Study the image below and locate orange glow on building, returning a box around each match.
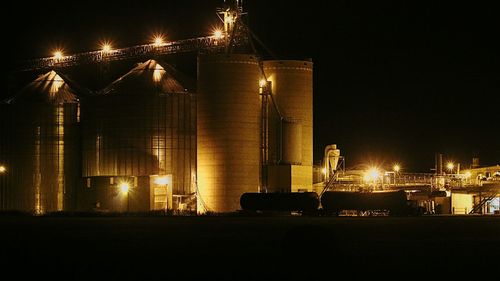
[153,63,165,83]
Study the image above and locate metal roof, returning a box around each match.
[7,70,82,105]
[99,59,195,96]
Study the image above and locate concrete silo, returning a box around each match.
[81,60,196,212]
[0,71,82,213]
[197,54,261,213]
[281,119,303,165]
[264,60,313,193]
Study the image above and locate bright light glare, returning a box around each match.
[119,182,130,194]
[155,176,170,185]
[53,50,63,59]
[321,168,327,176]
[464,171,472,178]
[0,166,6,173]
[101,43,112,53]
[364,167,381,182]
[393,164,400,173]
[369,168,380,179]
[259,79,267,88]
[447,162,454,171]
[153,35,165,47]
[213,29,223,39]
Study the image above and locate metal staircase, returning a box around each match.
[319,157,345,198]
[319,171,341,198]
[469,192,498,214]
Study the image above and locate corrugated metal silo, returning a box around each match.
[81,60,196,211]
[0,102,13,210]
[264,60,313,191]
[1,71,81,213]
[197,54,261,213]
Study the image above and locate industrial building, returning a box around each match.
[450,164,500,214]
[264,60,314,194]
[0,1,314,214]
[80,60,196,212]
[196,55,314,212]
[313,155,500,215]
[197,54,262,212]
[1,1,498,215]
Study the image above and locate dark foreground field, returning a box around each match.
[1,215,499,279]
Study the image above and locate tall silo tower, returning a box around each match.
[264,60,314,193]
[197,54,261,213]
[196,0,263,213]
[1,71,82,213]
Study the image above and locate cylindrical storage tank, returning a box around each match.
[240,192,319,212]
[264,60,312,167]
[321,191,408,214]
[281,119,302,165]
[264,60,313,190]
[197,54,261,213]
[1,71,81,213]
[321,191,361,213]
[81,60,196,198]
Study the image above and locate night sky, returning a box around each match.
[4,0,499,172]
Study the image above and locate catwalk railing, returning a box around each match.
[17,36,225,72]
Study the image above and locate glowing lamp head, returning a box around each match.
[155,176,170,185]
[53,50,63,59]
[213,29,224,39]
[369,168,380,179]
[119,182,130,194]
[0,166,6,173]
[101,43,112,53]
[259,79,267,88]
[447,162,454,171]
[153,35,165,47]
[393,164,400,173]
[364,167,381,182]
